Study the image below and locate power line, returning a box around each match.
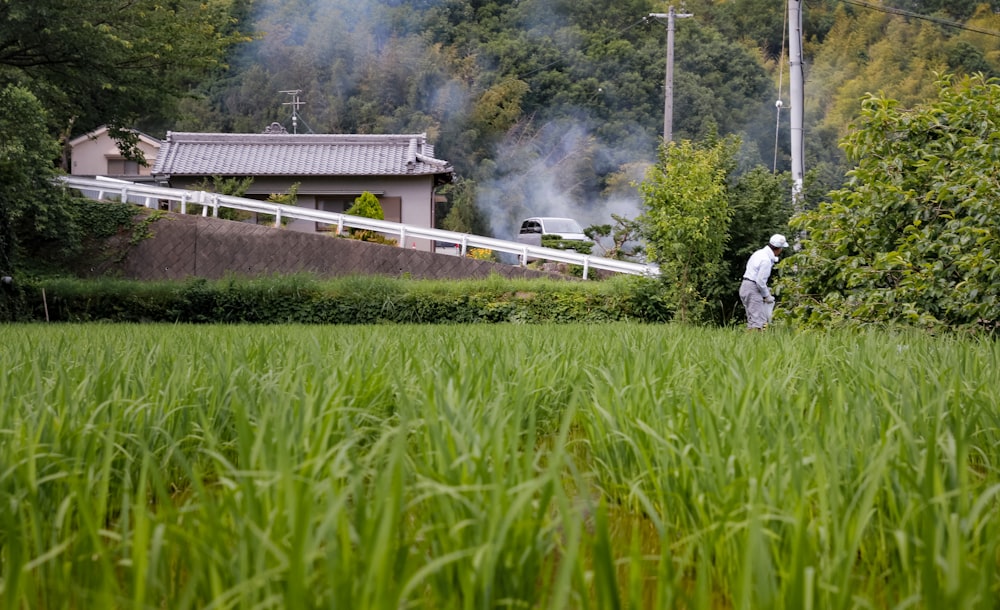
[834,0,1000,38]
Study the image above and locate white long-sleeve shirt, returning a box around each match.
[743,245,779,299]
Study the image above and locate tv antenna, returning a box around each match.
[280,89,306,134]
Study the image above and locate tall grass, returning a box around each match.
[0,324,998,608]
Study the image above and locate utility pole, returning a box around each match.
[650,7,693,144]
[788,0,805,211]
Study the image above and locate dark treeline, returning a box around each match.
[5,0,1000,239]
[157,0,1000,236]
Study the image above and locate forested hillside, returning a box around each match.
[5,0,1000,242]
[151,0,1000,239]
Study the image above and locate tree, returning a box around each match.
[1,0,250,277]
[0,85,75,273]
[440,178,489,236]
[671,22,773,149]
[585,214,643,261]
[471,80,530,135]
[639,136,738,322]
[803,2,1000,177]
[0,0,250,158]
[781,74,1000,332]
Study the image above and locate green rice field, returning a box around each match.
[1,323,998,609]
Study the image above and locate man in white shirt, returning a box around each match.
[740,234,789,329]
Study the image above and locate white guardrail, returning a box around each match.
[59,176,660,280]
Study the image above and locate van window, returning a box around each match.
[542,218,583,234]
[520,221,541,234]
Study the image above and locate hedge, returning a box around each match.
[3,274,674,324]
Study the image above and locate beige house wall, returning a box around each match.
[166,174,438,251]
[70,129,160,177]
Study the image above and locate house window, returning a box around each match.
[316,197,355,232]
[107,159,140,175]
[318,198,353,215]
[316,196,401,232]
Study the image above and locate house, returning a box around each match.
[151,126,455,250]
[68,126,162,180]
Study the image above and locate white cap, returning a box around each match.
[769,234,789,248]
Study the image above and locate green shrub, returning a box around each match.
[345,192,395,244]
[256,183,300,226]
[346,191,384,221]
[188,175,254,221]
[541,235,593,255]
[23,274,675,324]
[15,198,143,277]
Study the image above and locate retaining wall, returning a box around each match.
[116,212,568,281]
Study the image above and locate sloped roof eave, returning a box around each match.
[68,125,162,148]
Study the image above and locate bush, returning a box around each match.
[344,191,393,244]
[21,274,675,324]
[346,191,384,221]
[781,74,1000,333]
[541,235,593,255]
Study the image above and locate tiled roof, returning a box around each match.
[152,132,453,177]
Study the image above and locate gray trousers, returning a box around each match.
[739,280,768,329]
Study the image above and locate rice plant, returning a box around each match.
[0,323,997,609]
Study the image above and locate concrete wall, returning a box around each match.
[117,211,566,282]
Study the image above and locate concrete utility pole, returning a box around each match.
[788,0,805,211]
[650,7,693,144]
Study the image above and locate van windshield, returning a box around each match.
[543,219,584,234]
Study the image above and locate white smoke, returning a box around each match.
[477,116,654,241]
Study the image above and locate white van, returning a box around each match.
[516,217,590,247]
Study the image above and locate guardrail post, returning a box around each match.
[180,193,187,215]
[582,257,590,280]
[337,215,344,235]
[212,194,219,218]
[120,187,128,204]
[520,247,528,267]
[461,236,468,256]
[274,208,282,228]
[399,226,406,248]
